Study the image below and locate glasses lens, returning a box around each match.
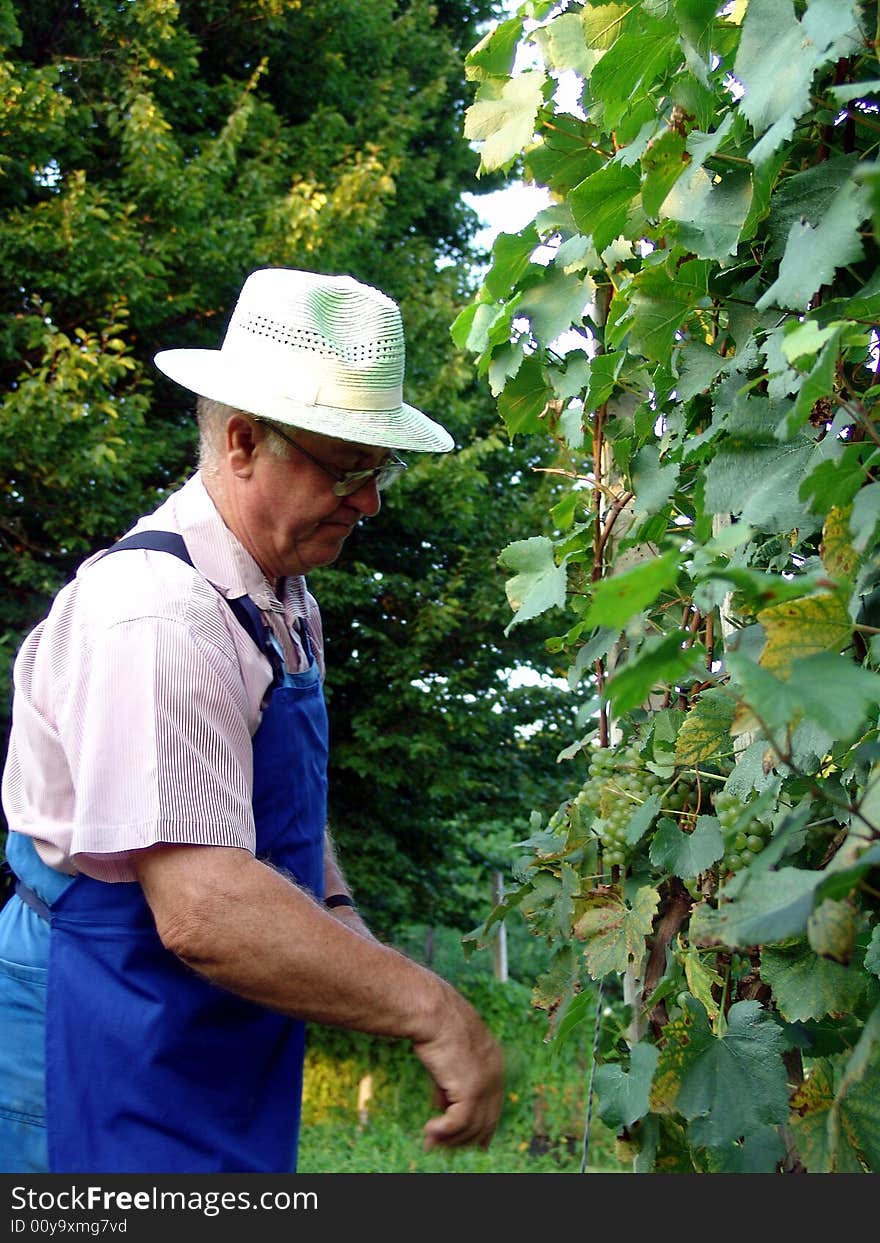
[376,460,406,491]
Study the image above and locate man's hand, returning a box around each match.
[411,990,504,1151]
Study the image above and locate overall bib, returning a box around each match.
[0,532,327,1173]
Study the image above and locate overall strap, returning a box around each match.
[104,531,284,684]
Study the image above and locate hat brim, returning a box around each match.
[154,348,454,453]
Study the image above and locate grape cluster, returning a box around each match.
[713,790,772,873]
[546,742,695,871]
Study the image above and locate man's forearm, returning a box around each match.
[136,843,446,1039]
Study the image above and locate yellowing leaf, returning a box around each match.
[674,688,736,765]
[820,505,859,581]
[574,884,659,978]
[758,592,853,675]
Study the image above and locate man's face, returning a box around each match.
[237,423,388,580]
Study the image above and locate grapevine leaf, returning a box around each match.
[851,482,880,553]
[496,354,550,436]
[517,269,592,346]
[498,535,568,633]
[784,655,880,739]
[734,0,862,165]
[788,1061,846,1174]
[624,794,662,848]
[482,225,541,300]
[464,70,547,174]
[626,258,711,363]
[697,866,821,947]
[464,15,523,81]
[674,688,736,765]
[605,631,706,716]
[651,997,789,1145]
[593,1041,659,1128]
[865,927,880,980]
[650,814,724,879]
[575,885,660,978]
[678,937,723,1024]
[807,898,856,965]
[586,548,680,628]
[828,1003,880,1172]
[589,23,680,134]
[703,427,822,532]
[569,162,641,252]
[757,592,854,675]
[581,2,635,49]
[532,11,603,78]
[631,444,680,517]
[756,174,870,311]
[760,939,868,1022]
[641,129,689,219]
[698,1128,785,1174]
[820,505,860,581]
[662,166,753,261]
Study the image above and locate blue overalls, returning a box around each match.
[0,532,327,1172]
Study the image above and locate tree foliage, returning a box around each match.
[0,0,575,930]
[460,0,880,1173]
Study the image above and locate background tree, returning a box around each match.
[460,0,880,1173]
[0,0,573,931]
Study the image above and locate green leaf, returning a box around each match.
[465,15,524,81]
[586,548,680,628]
[757,174,870,311]
[785,654,880,739]
[594,1041,659,1128]
[569,162,641,252]
[630,443,680,517]
[760,939,867,1022]
[483,225,541,301]
[654,998,789,1145]
[464,70,547,174]
[828,1003,880,1172]
[581,2,635,49]
[650,814,724,878]
[624,794,663,847]
[662,166,753,261]
[517,269,592,345]
[627,258,711,362]
[734,0,862,165]
[606,631,705,716]
[496,354,550,436]
[498,535,568,634]
[701,866,821,947]
[575,885,660,978]
[703,422,822,532]
[674,689,736,765]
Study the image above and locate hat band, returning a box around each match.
[277,376,405,412]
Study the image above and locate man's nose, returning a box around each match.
[346,477,382,517]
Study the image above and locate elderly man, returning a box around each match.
[0,268,503,1173]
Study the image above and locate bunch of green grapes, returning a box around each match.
[714,789,772,873]
[548,743,696,871]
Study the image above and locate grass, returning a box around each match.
[297,1115,618,1175]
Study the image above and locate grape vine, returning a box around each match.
[460,0,880,1174]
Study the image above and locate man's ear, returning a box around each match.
[226,414,260,477]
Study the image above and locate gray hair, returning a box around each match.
[195,397,291,474]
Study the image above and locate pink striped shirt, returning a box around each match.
[1,473,324,883]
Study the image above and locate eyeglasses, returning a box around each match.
[262,423,408,496]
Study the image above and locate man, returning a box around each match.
[0,268,504,1174]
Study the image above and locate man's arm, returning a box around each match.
[133,843,503,1151]
[322,826,375,940]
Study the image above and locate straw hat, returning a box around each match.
[154,268,454,453]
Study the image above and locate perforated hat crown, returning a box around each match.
[154,268,453,453]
